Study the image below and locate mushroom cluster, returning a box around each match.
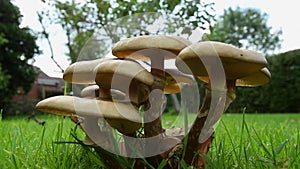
[35,36,270,168]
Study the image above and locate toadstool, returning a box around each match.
[93,59,153,106]
[112,35,192,138]
[175,41,270,167]
[35,95,142,134]
[63,58,114,84]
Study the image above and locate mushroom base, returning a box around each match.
[184,81,236,168]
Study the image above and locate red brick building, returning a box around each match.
[12,68,65,101]
[3,68,65,116]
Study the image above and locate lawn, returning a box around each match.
[0,113,299,168]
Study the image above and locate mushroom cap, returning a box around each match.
[198,67,271,87]
[63,58,114,84]
[81,85,127,101]
[112,35,192,61]
[94,59,153,105]
[175,41,268,80]
[83,135,95,145]
[164,68,194,94]
[81,85,100,98]
[236,67,271,86]
[35,95,142,134]
[94,59,154,88]
[165,127,185,140]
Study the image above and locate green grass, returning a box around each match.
[1,113,299,168]
[210,114,299,169]
[0,114,104,168]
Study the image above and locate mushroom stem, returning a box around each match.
[93,146,125,169]
[80,117,124,168]
[185,80,236,167]
[143,56,166,167]
[184,86,211,167]
[99,88,112,101]
[123,132,136,157]
[144,56,165,137]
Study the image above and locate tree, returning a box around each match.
[208,7,282,54]
[267,50,300,112]
[0,0,40,107]
[0,64,10,90]
[39,0,215,64]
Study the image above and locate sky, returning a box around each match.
[12,0,300,78]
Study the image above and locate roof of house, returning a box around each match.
[36,68,65,88]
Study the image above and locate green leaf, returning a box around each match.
[275,139,289,154]
[157,159,167,169]
[180,159,188,168]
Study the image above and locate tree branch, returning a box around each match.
[37,12,65,73]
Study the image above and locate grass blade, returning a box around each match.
[252,126,272,157]
[220,119,241,167]
[275,139,289,154]
[157,159,167,169]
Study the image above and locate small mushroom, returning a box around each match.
[81,85,100,98]
[81,85,127,101]
[63,58,114,84]
[165,127,185,140]
[112,35,192,138]
[35,95,142,134]
[175,41,270,167]
[93,59,153,106]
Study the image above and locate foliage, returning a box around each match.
[228,49,300,113]
[0,64,11,90]
[208,7,282,54]
[39,0,215,63]
[266,50,300,112]
[4,100,38,117]
[0,0,40,107]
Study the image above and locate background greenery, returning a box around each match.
[228,49,300,113]
[0,0,40,107]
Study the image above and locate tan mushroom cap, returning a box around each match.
[198,67,271,87]
[81,85,126,101]
[63,58,114,84]
[164,69,194,94]
[236,67,271,86]
[165,127,185,140]
[94,59,153,105]
[35,95,142,134]
[94,59,154,87]
[81,85,100,98]
[112,35,192,61]
[175,41,268,80]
